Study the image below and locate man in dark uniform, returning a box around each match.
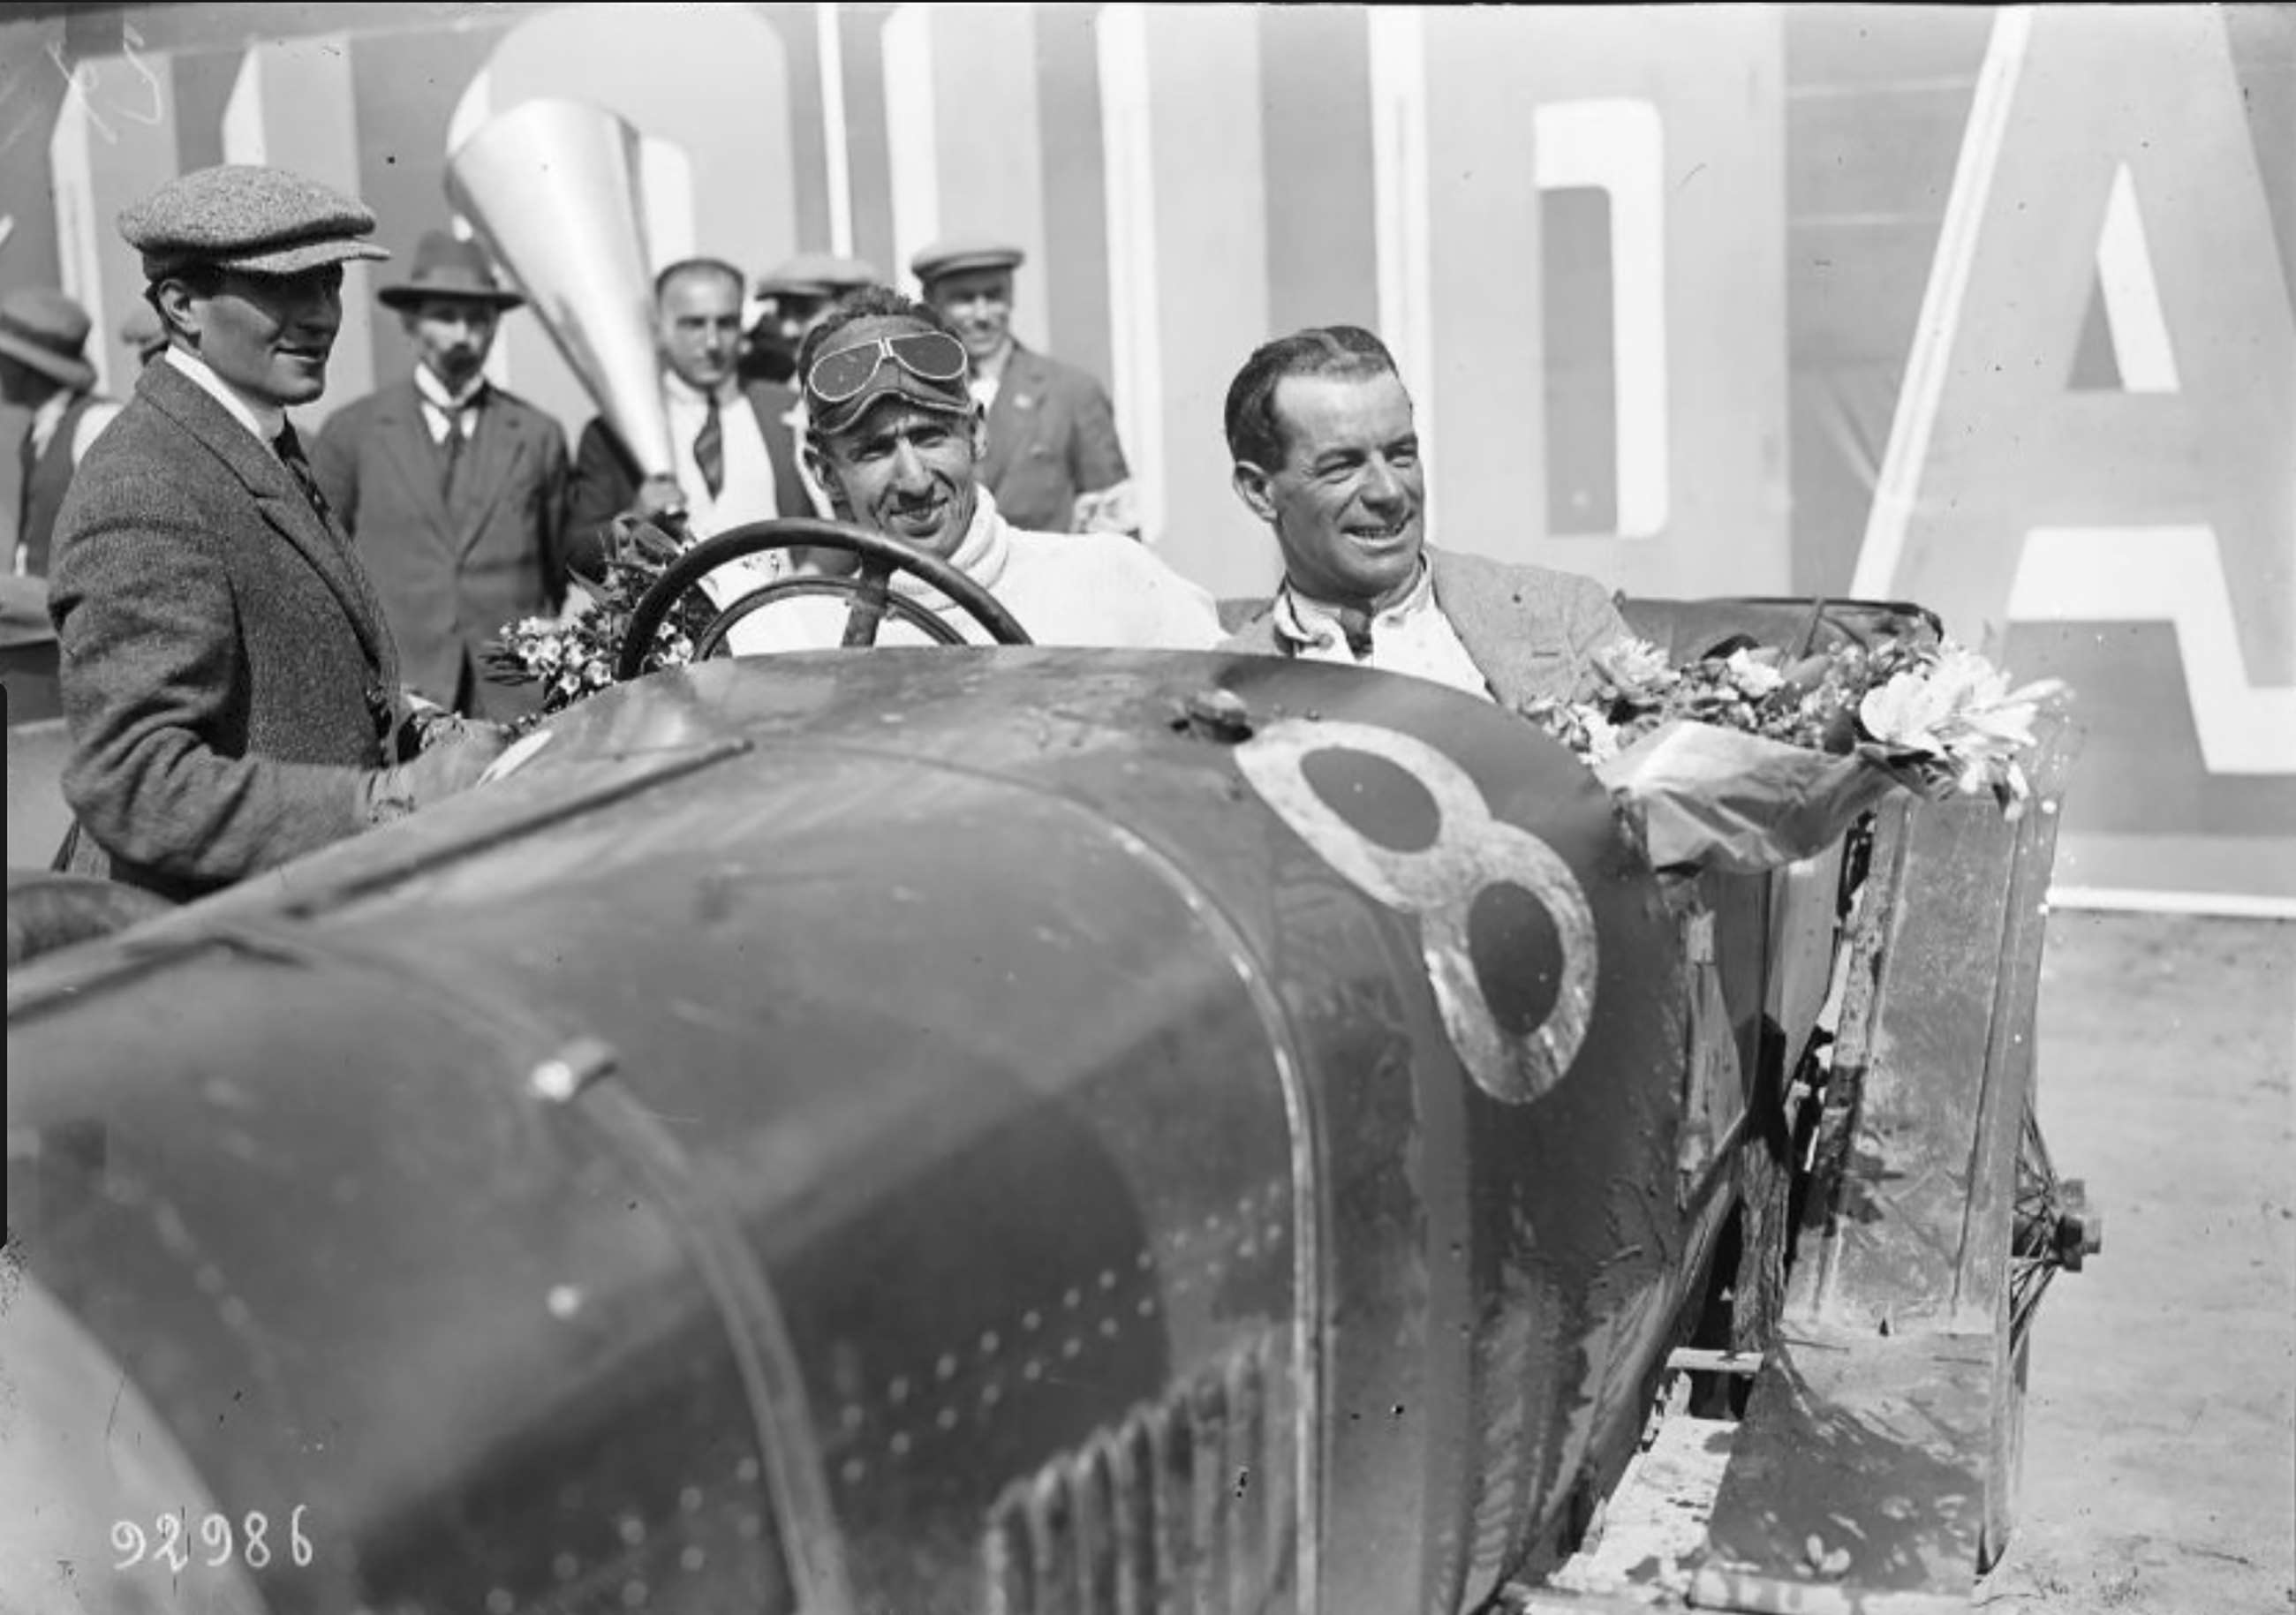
[0,288,121,577]
[313,230,570,721]
[910,238,1137,538]
[46,164,507,901]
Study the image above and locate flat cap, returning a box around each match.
[758,253,881,299]
[119,164,391,280]
[910,237,1023,288]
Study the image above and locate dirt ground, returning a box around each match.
[1973,910,2296,1615]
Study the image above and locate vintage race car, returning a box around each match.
[2,531,2095,1615]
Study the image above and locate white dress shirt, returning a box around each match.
[664,373,781,541]
[29,389,124,465]
[1273,561,1494,701]
[663,373,789,613]
[162,346,283,447]
[967,340,1014,414]
[412,363,486,447]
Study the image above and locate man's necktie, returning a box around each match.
[694,394,725,500]
[1337,606,1376,660]
[273,422,334,527]
[436,397,474,497]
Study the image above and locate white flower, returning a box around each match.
[1858,668,1951,754]
[1581,708,1623,764]
[1724,648,1785,698]
[1592,636,1679,700]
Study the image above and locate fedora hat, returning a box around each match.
[376,230,525,311]
[0,289,98,391]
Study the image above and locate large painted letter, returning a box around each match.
[1854,8,2295,907]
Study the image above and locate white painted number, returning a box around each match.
[1235,719,1598,1103]
[153,1510,188,1572]
[109,1508,314,1572]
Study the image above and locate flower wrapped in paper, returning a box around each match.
[1522,625,2069,874]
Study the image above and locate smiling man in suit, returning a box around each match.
[47,167,508,901]
[911,238,1137,539]
[1220,325,1628,706]
[313,230,570,721]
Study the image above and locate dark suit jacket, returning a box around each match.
[313,377,570,719]
[563,381,803,580]
[45,358,404,901]
[1221,547,1630,707]
[980,343,1129,534]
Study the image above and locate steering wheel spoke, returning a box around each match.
[612,517,1031,681]
[841,557,900,648]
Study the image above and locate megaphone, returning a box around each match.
[444,99,676,478]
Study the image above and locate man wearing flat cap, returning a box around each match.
[313,229,570,721]
[44,163,508,902]
[1,288,123,577]
[740,251,880,389]
[714,286,1219,655]
[911,237,1137,540]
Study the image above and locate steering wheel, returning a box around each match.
[613,516,1033,681]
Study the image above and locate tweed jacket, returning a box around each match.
[45,358,404,901]
[313,377,570,717]
[979,343,1129,535]
[1221,546,1630,708]
[564,381,803,580]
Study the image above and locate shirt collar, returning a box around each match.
[663,369,740,408]
[971,339,1016,387]
[1273,559,1434,653]
[30,389,72,437]
[413,364,487,411]
[163,346,283,445]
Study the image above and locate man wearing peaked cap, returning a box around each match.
[313,229,570,722]
[0,287,122,577]
[910,235,1138,540]
[43,164,508,902]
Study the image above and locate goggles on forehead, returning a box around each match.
[804,329,970,408]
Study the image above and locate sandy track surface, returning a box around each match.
[1975,911,2295,1615]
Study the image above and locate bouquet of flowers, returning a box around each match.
[1520,628,2069,874]
[484,519,706,723]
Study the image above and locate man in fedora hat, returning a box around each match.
[45,164,509,902]
[910,237,1136,540]
[1,287,123,577]
[313,228,570,721]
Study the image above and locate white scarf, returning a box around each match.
[883,487,1014,616]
